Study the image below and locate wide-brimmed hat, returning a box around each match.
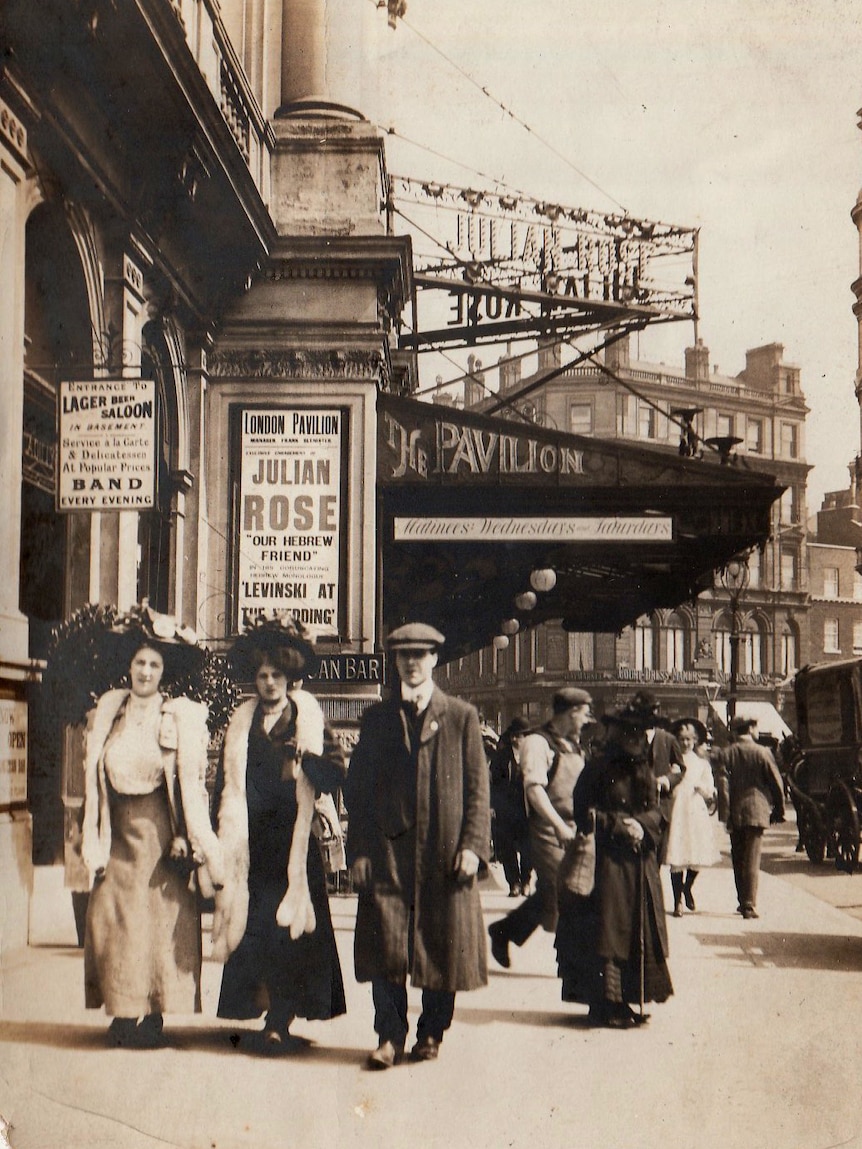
[601,701,655,733]
[386,623,445,653]
[227,614,317,680]
[671,716,708,745]
[107,602,204,682]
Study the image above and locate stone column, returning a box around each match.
[0,92,32,666]
[278,0,365,119]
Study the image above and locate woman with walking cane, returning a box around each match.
[555,700,672,1028]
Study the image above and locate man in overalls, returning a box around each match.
[488,688,594,969]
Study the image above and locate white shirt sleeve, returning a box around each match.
[520,733,555,791]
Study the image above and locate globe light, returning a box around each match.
[500,618,520,636]
[530,568,557,593]
[515,591,537,611]
[492,635,509,651]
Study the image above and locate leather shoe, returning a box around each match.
[410,1035,440,1062]
[367,1040,403,1070]
[488,926,511,969]
[741,907,759,920]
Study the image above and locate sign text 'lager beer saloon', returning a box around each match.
[57,378,156,511]
[235,407,345,637]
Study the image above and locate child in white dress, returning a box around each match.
[665,719,720,916]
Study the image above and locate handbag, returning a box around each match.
[558,829,596,897]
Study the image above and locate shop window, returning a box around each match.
[568,631,594,671]
[824,618,840,654]
[545,624,568,672]
[823,567,839,600]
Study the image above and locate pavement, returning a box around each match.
[3,822,862,1149]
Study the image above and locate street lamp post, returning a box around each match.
[721,555,751,726]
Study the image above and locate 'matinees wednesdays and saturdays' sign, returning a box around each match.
[57,378,157,511]
[237,407,344,636]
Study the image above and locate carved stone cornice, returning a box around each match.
[208,347,384,381]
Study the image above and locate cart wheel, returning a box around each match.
[827,781,860,874]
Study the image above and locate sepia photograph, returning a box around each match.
[2,1,862,1145]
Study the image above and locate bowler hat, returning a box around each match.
[386,623,445,652]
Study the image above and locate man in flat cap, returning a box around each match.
[344,623,490,1069]
[714,716,785,919]
[488,687,594,969]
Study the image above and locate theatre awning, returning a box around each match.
[377,394,784,661]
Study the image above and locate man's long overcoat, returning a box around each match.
[344,687,490,992]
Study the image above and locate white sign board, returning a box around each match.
[393,515,674,542]
[0,699,28,809]
[237,408,344,637]
[58,378,156,510]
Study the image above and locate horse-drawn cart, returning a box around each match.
[789,658,862,872]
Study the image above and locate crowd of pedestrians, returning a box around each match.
[64,603,788,1063]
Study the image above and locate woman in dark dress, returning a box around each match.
[212,618,347,1049]
[555,703,673,1028]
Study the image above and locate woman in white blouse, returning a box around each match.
[81,620,220,1047]
[664,718,720,916]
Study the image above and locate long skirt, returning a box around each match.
[556,883,673,1007]
[217,839,346,1023]
[84,786,202,1016]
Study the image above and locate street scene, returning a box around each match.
[5,1,862,1147]
[3,819,862,1149]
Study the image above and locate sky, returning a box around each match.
[361,0,862,513]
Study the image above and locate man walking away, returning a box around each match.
[715,716,785,919]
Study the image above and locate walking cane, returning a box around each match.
[637,846,650,1025]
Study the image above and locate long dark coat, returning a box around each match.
[573,750,669,964]
[344,687,490,992]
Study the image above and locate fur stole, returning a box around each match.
[211,689,324,964]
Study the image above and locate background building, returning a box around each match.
[448,335,809,734]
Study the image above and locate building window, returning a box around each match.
[823,567,839,599]
[635,616,655,670]
[779,487,798,524]
[746,418,763,454]
[780,422,798,459]
[781,629,798,675]
[854,571,862,602]
[747,549,761,589]
[617,394,635,436]
[854,623,862,655]
[714,615,732,674]
[664,613,686,670]
[740,623,764,675]
[716,413,734,438]
[568,631,595,671]
[638,402,657,440]
[780,552,797,590]
[824,618,840,654]
[569,404,592,435]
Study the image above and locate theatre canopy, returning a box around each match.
[378,395,783,661]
